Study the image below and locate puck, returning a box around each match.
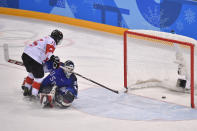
[162,96,166,99]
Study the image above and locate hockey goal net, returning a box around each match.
[124,30,196,108]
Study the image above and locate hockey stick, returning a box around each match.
[74,72,119,94]
[3,44,24,66]
[3,44,119,94]
[60,65,119,94]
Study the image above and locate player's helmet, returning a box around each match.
[63,60,74,76]
[50,29,63,45]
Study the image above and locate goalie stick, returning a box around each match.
[3,44,119,94]
[74,72,119,94]
[61,65,119,94]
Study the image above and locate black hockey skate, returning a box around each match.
[23,86,32,96]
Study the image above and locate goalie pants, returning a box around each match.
[22,53,44,78]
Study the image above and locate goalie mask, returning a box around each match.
[63,60,74,77]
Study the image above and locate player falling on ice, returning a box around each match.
[39,60,78,108]
[21,29,63,97]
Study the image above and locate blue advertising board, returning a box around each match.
[0,0,197,39]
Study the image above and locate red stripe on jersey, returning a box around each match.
[25,76,34,85]
[32,81,41,90]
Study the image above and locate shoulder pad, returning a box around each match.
[70,73,77,80]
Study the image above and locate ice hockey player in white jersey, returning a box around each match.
[21,29,63,97]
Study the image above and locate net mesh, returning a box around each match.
[124,30,197,107]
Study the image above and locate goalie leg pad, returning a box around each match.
[40,94,54,108]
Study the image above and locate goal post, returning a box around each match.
[123,30,195,108]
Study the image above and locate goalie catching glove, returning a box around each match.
[55,88,75,107]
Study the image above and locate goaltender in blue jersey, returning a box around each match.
[40,59,78,108]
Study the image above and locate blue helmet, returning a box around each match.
[63,60,74,76]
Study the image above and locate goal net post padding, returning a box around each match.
[124,30,196,108]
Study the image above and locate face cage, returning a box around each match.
[60,66,74,77]
[65,66,74,73]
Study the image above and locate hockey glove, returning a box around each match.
[50,55,60,69]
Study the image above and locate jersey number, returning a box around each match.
[46,44,55,54]
[50,71,56,85]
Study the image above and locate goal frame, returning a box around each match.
[123,30,195,108]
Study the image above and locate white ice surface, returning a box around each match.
[0,14,197,131]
